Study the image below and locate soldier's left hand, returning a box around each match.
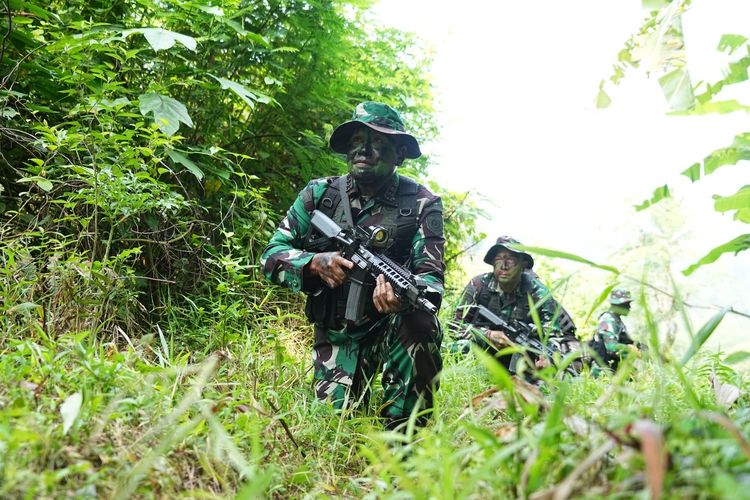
[373,274,401,314]
[535,357,549,369]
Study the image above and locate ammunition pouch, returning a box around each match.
[304,281,379,329]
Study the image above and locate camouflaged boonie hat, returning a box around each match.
[483,236,534,269]
[329,101,421,159]
[609,288,632,305]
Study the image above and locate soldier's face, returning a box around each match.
[493,250,524,285]
[613,303,631,316]
[346,128,403,182]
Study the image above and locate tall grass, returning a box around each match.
[2,241,749,498]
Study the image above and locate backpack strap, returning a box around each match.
[302,176,343,251]
[389,175,419,263]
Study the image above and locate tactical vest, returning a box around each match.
[474,273,577,336]
[302,175,420,328]
[475,277,531,323]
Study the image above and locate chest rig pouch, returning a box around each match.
[301,175,419,329]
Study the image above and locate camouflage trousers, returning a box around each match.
[312,309,442,424]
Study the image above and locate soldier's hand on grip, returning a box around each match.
[373,274,401,314]
[309,251,353,288]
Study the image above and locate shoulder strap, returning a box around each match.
[390,175,419,262]
[302,177,342,251]
[316,176,344,219]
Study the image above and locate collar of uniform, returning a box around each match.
[347,172,400,207]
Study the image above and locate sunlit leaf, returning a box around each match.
[197,5,224,16]
[672,99,750,116]
[596,89,611,109]
[60,392,83,435]
[17,176,53,192]
[718,34,749,54]
[1,108,18,118]
[681,162,701,182]
[724,351,750,365]
[683,234,750,275]
[635,184,670,211]
[167,150,204,181]
[680,307,729,365]
[713,186,750,223]
[659,69,695,111]
[702,134,750,176]
[209,75,261,108]
[515,245,620,274]
[138,93,193,136]
[122,28,197,52]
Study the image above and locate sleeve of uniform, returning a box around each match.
[410,192,446,304]
[596,314,627,354]
[260,181,326,293]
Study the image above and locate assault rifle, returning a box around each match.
[459,304,578,376]
[309,210,439,322]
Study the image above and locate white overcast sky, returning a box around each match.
[371,0,750,348]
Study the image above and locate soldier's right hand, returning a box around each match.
[486,329,511,347]
[309,251,353,288]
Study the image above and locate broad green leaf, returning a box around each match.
[718,34,749,54]
[659,69,695,112]
[635,184,670,211]
[138,93,193,136]
[724,351,750,365]
[197,5,224,16]
[167,150,204,181]
[122,28,197,52]
[683,234,750,275]
[680,307,729,366]
[1,108,18,118]
[17,176,53,192]
[596,89,611,109]
[704,147,750,176]
[713,186,750,222]
[682,162,701,182]
[515,245,620,274]
[672,100,750,116]
[209,75,273,107]
[209,75,259,108]
[61,392,83,435]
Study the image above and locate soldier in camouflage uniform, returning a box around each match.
[449,237,578,373]
[261,102,445,430]
[589,288,637,373]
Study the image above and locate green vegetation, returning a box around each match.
[2,0,749,498]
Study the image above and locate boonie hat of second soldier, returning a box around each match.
[483,236,534,269]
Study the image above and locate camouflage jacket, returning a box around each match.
[595,311,633,354]
[452,271,575,344]
[261,172,445,301]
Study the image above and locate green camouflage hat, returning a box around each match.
[609,288,632,305]
[329,101,421,159]
[483,236,534,269]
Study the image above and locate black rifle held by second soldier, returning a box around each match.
[461,304,578,376]
[309,209,439,322]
